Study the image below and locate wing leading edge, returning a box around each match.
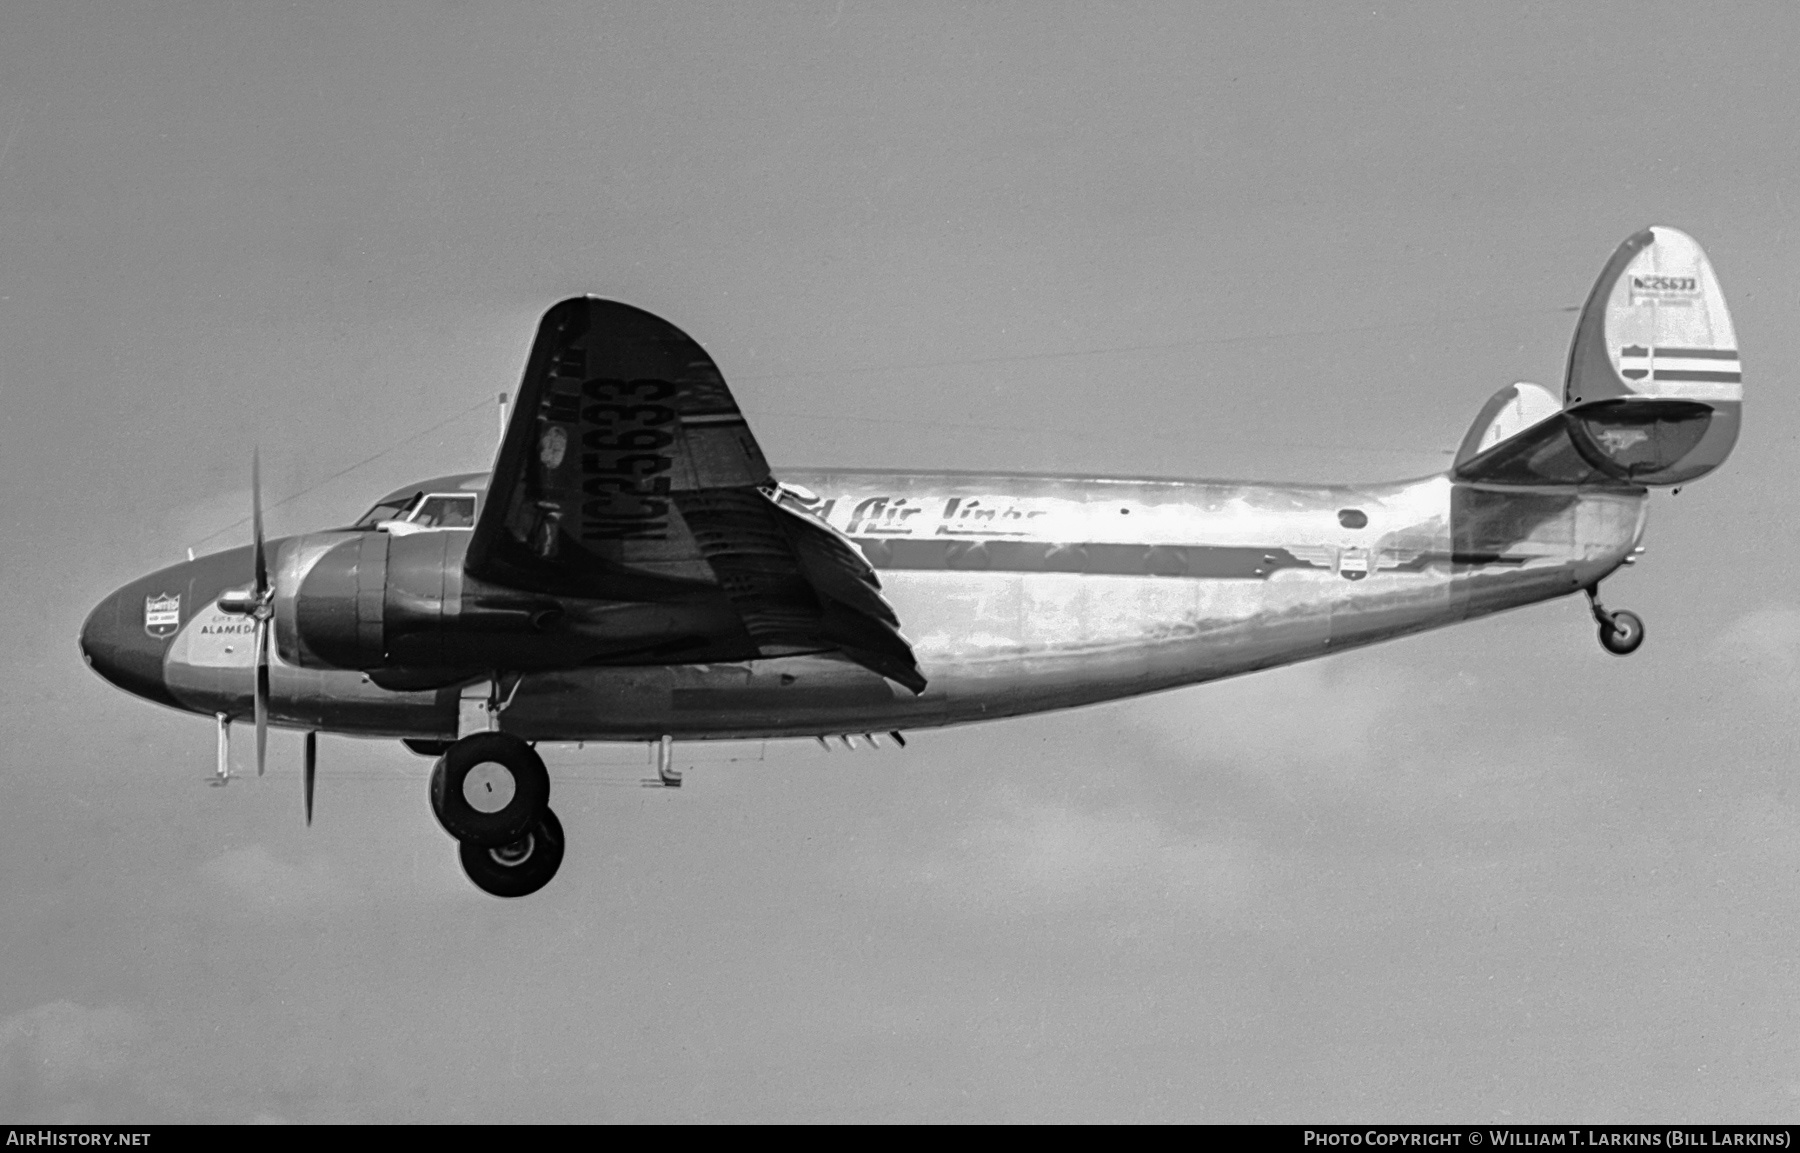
[467,297,925,693]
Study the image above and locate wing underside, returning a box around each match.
[466,298,925,693]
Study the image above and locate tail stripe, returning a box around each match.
[1652,370,1740,383]
[1616,343,1741,391]
[1655,347,1738,360]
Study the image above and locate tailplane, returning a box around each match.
[1454,226,1741,487]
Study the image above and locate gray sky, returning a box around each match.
[4,0,1799,1123]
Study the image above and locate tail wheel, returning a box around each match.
[429,732,550,848]
[1599,610,1645,656]
[460,809,565,898]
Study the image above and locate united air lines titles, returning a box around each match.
[787,493,1051,538]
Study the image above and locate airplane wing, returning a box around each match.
[466,297,926,693]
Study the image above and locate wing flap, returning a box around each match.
[768,500,924,692]
[674,488,924,693]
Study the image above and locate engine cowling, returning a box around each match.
[279,531,563,673]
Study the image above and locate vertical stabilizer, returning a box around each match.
[1561,226,1741,485]
[1452,382,1562,471]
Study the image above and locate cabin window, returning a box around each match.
[410,494,478,528]
[1337,508,1368,529]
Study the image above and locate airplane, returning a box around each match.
[79,225,1743,898]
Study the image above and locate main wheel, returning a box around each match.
[429,732,550,848]
[460,809,565,899]
[1599,609,1645,656]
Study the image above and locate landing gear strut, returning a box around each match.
[1586,586,1645,656]
[429,731,563,897]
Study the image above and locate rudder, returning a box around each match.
[1454,226,1742,488]
[1561,225,1741,485]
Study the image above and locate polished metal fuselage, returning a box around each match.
[134,469,1646,741]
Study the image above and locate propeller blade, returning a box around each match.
[303,731,317,826]
[251,448,269,599]
[253,618,270,778]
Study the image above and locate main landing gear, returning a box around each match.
[429,731,563,898]
[459,809,565,899]
[1586,586,1645,657]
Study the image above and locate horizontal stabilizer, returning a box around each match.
[1451,405,1628,488]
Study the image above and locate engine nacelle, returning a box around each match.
[279,531,561,673]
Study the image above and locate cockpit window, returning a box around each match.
[354,497,415,528]
[349,491,478,531]
[410,494,477,528]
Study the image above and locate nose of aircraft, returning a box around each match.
[80,581,183,709]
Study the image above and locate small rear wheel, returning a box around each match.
[429,732,550,847]
[459,809,565,898]
[1599,609,1645,656]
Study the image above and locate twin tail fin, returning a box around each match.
[1454,226,1741,487]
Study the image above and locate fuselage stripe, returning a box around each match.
[850,537,1487,578]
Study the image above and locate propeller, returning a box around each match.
[251,449,269,778]
[217,450,275,780]
[217,453,318,822]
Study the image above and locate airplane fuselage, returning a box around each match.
[69,227,1736,897]
[83,468,1647,742]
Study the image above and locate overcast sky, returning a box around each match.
[4,1,1800,1123]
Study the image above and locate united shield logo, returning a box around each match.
[144,593,181,639]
